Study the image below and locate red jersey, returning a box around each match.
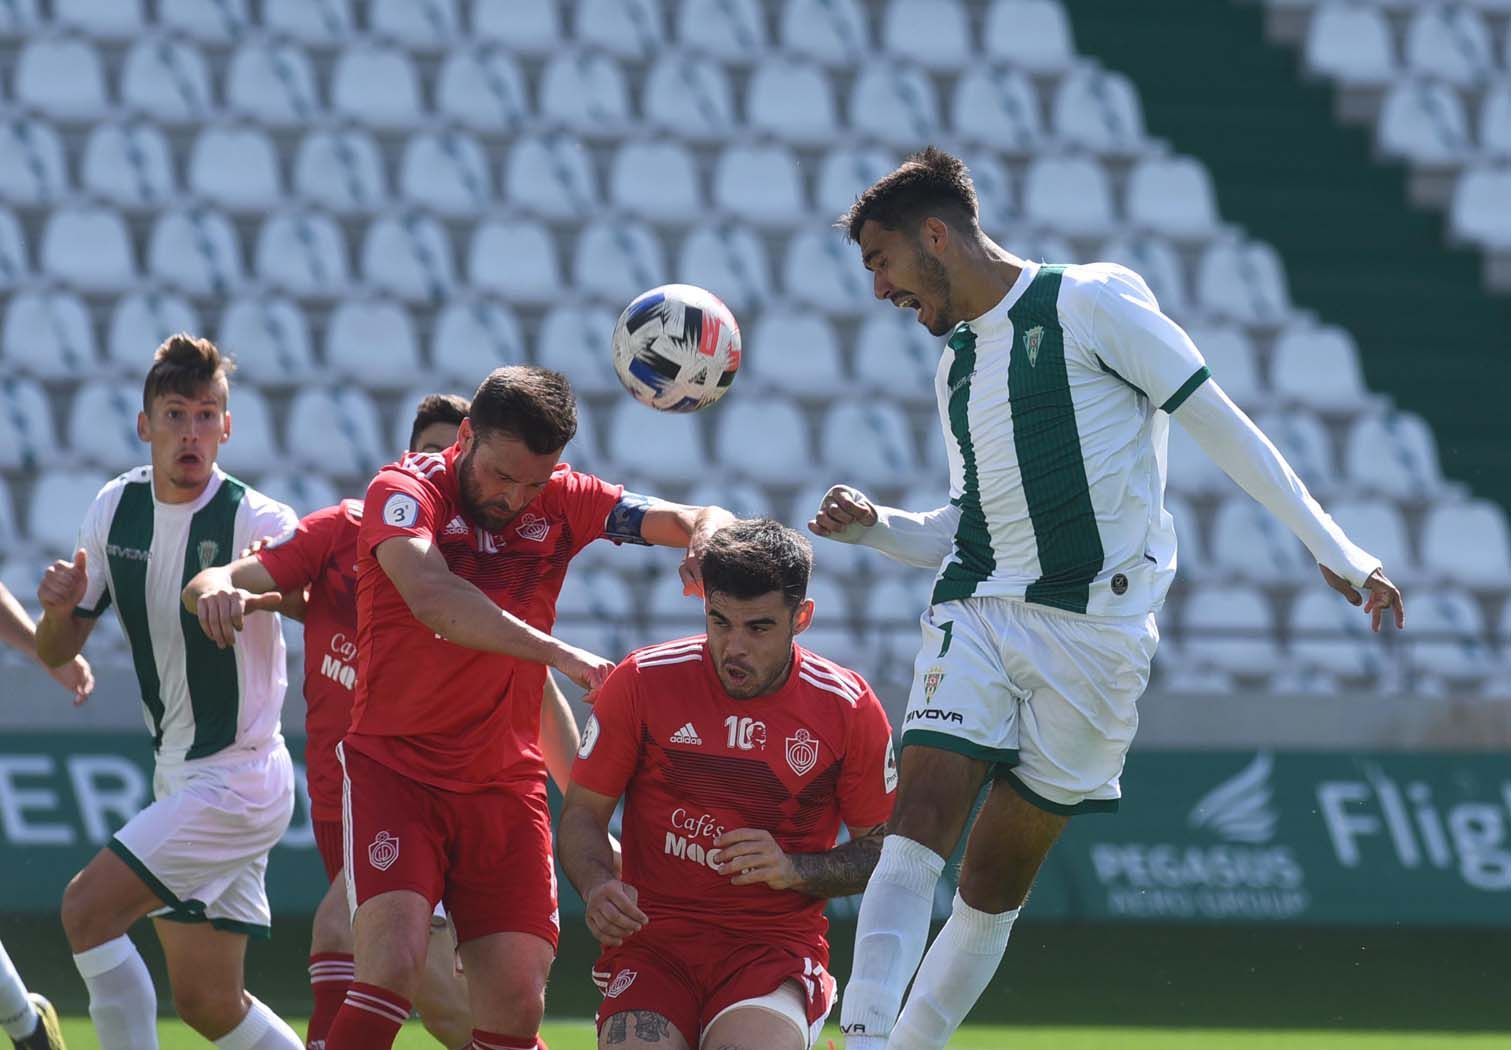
[572,636,897,954]
[256,499,362,822]
[347,445,623,792]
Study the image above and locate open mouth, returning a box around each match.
[723,664,751,685]
[176,452,202,467]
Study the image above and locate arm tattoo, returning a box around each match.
[789,824,886,898]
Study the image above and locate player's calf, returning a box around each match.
[414,925,471,1049]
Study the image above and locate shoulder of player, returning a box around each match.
[228,475,297,528]
[624,636,707,678]
[82,466,149,530]
[794,649,871,709]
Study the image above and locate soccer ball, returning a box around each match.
[611,284,742,413]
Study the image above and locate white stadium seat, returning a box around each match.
[817,147,898,220]
[784,229,872,314]
[371,0,459,50]
[1098,235,1192,319]
[41,206,136,293]
[256,211,351,298]
[1304,3,1395,86]
[147,207,245,297]
[1403,7,1494,88]
[3,290,96,380]
[332,43,422,128]
[0,116,67,204]
[882,0,969,70]
[539,52,632,136]
[743,311,845,397]
[263,0,353,45]
[712,395,811,484]
[1343,412,1445,500]
[536,304,622,396]
[106,289,202,374]
[121,37,213,124]
[1209,496,1312,583]
[1421,500,1511,585]
[1018,230,1077,266]
[15,37,107,119]
[1182,323,1260,408]
[159,0,250,41]
[675,0,768,63]
[713,144,806,226]
[188,126,282,212]
[325,300,420,390]
[216,387,280,477]
[363,213,458,303]
[467,220,562,304]
[747,60,838,147]
[1196,237,1292,324]
[984,0,1075,73]
[0,479,23,557]
[1181,587,1279,677]
[1052,66,1147,155]
[850,65,942,150]
[575,0,664,59]
[852,310,942,404]
[684,479,774,520]
[1289,589,1387,680]
[256,472,342,520]
[227,39,321,127]
[1449,167,1511,250]
[676,224,774,313]
[1407,590,1496,681]
[68,382,143,473]
[399,130,492,216]
[952,66,1046,153]
[1269,325,1369,412]
[0,378,57,471]
[1481,83,1511,159]
[573,220,669,302]
[611,142,703,221]
[821,401,918,486]
[557,570,636,628]
[0,0,39,36]
[1162,492,1211,580]
[563,402,601,475]
[437,48,531,132]
[82,122,176,208]
[218,297,317,386]
[1165,417,1230,495]
[432,300,528,385]
[286,388,385,477]
[1252,410,1338,495]
[1377,81,1473,165]
[0,208,24,288]
[963,152,1019,232]
[646,575,705,635]
[27,473,109,556]
[504,135,600,219]
[54,0,142,38]
[606,402,705,483]
[1023,156,1116,238]
[781,0,869,67]
[294,129,387,214]
[1327,498,1418,583]
[1125,156,1220,240]
[644,55,737,142]
[472,0,561,53]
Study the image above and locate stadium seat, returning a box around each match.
[563,400,601,474]
[371,0,459,50]
[610,142,703,221]
[1165,417,1231,495]
[743,311,844,397]
[67,382,143,473]
[852,310,942,404]
[285,388,385,478]
[644,55,737,142]
[780,0,869,67]
[1343,411,1445,501]
[713,145,805,227]
[1407,590,1496,681]
[820,401,918,486]
[106,289,202,374]
[436,47,531,132]
[805,573,855,624]
[573,220,670,303]
[54,0,141,39]
[158,0,250,41]
[1377,81,1473,165]
[817,147,898,221]
[216,388,280,477]
[1052,66,1147,156]
[850,65,942,150]
[557,570,636,627]
[1482,82,1511,159]
[1327,498,1417,583]
[963,152,1019,232]
[188,126,282,212]
[3,290,97,381]
[0,378,56,473]
[1422,500,1511,586]
[575,0,664,58]
[539,51,632,136]
[0,116,67,204]
[1403,6,1494,88]
[1269,325,1369,412]
[684,479,774,520]
[472,0,560,53]
[1449,167,1511,249]
[1303,3,1395,85]
[27,472,109,555]
[1209,496,1313,583]
[121,37,213,124]
[263,0,353,45]
[1162,492,1211,580]
[1252,410,1339,495]
[147,207,245,298]
[1180,587,1279,677]
[1023,156,1116,238]
[1018,230,1077,266]
[325,300,420,390]
[536,304,621,396]
[255,211,352,298]
[747,60,839,147]
[218,297,316,387]
[676,224,774,313]
[399,130,492,216]
[0,208,23,289]
[332,43,422,128]
[646,574,706,635]
[293,128,387,213]
[467,219,561,304]
[712,395,811,484]
[431,300,528,385]
[1125,156,1221,240]
[784,229,872,314]
[951,66,1047,153]
[606,402,705,483]
[227,39,321,127]
[674,0,767,64]
[1195,238,1292,324]
[984,0,1075,73]
[0,0,39,36]
[15,37,107,119]
[504,135,599,220]
[881,0,969,70]
[1182,323,1260,408]
[1099,235,1192,320]
[362,213,458,303]
[0,479,22,556]
[867,573,932,631]
[81,122,176,208]
[40,206,136,293]
[1288,589,1387,680]
[247,471,340,519]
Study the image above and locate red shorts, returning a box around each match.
[313,817,344,882]
[592,918,834,1046]
[339,743,559,948]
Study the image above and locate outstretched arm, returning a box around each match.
[1,581,94,703]
[182,556,306,648]
[808,484,960,570]
[635,500,736,597]
[713,823,887,899]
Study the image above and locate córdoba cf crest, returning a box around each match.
[1024,325,1044,367]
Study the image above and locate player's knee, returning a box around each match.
[171,981,248,1038]
[957,863,1029,914]
[890,789,966,856]
[60,872,111,950]
[310,885,354,953]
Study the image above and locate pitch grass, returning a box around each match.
[55,1019,1509,1048]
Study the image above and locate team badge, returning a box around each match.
[383,492,419,527]
[1024,325,1044,367]
[606,970,637,998]
[368,830,400,872]
[578,713,600,759]
[785,728,819,777]
[516,512,551,543]
[196,540,219,570]
[922,665,946,703]
[884,743,899,793]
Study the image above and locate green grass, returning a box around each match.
[54,1019,1510,1049]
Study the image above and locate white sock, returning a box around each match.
[0,941,39,1040]
[214,996,304,1050]
[839,835,946,1048]
[73,935,159,1050]
[888,891,1019,1050]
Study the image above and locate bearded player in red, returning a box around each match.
[560,519,897,1050]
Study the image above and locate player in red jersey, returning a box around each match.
[560,519,897,1050]
[321,366,732,1050]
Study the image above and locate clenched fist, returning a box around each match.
[38,549,89,618]
[808,485,879,539]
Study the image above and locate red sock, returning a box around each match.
[306,952,355,1049]
[468,1030,537,1050]
[323,981,411,1050]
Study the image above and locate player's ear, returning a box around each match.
[136,410,150,443]
[221,408,232,444]
[793,598,815,635]
[457,416,474,453]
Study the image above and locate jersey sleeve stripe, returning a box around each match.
[797,669,858,706]
[637,638,705,658]
[636,653,705,669]
[800,660,864,699]
[1160,364,1212,414]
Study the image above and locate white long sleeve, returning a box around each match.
[822,501,962,570]
[1174,380,1380,587]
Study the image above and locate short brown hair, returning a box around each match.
[700,519,813,610]
[838,146,979,243]
[408,393,470,452]
[141,334,233,413]
[470,365,577,454]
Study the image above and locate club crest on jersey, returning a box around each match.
[368,830,400,871]
[785,728,819,777]
[606,970,637,998]
[516,512,551,543]
[922,666,946,703]
[196,540,219,570]
[1024,325,1045,367]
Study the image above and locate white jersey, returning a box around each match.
[76,465,298,768]
[930,260,1210,618]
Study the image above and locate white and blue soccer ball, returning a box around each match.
[611,284,742,413]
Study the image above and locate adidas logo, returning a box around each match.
[443,516,468,537]
[669,722,702,746]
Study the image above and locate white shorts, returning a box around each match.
[110,739,295,938]
[902,597,1158,813]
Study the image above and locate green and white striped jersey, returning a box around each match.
[75,465,298,767]
[931,261,1210,617]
